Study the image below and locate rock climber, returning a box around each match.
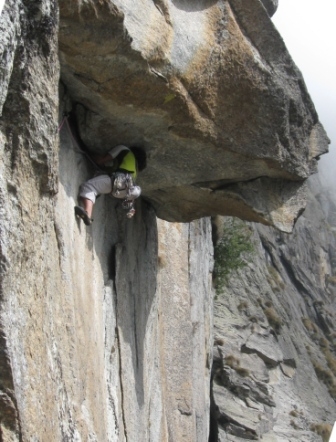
[74,145,147,225]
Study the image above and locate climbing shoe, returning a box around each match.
[74,206,93,226]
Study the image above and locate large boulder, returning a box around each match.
[59,0,328,232]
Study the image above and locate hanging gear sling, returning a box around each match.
[110,150,141,218]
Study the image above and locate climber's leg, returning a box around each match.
[75,174,112,224]
[75,205,93,225]
[80,198,94,218]
[78,174,113,202]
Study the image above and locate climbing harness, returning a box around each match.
[111,173,134,198]
[111,172,141,218]
[122,200,136,218]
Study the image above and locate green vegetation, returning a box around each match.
[224,355,240,368]
[325,275,336,285]
[302,317,317,333]
[214,337,225,346]
[319,341,336,398]
[258,300,283,333]
[303,316,336,399]
[266,265,285,291]
[264,306,283,333]
[157,254,167,268]
[290,420,299,430]
[214,218,254,294]
[237,301,249,313]
[325,349,336,376]
[312,360,336,400]
[163,92,176,104]
[224,355,250,378]
[302,317,319,338]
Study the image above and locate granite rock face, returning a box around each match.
[0,1,213,440]
[59,0,328,232]
[211,175,336,441]
[0,1,59,438]
[260,0,278,16]
[2,84,213,442]
[0,0,332,441]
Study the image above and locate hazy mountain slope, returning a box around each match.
[211,175,336,441]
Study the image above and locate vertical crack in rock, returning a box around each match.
[0,328,22,441]
[111,235,128,442]
[115,324,128,442]
[1,0,59,439]
[133,282,140,370]
[279,253,313,300]
[53,220,65,273]
[152,0,172,25]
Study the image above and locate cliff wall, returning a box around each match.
[0,0,332,441]
[211,175,336,441]
[0,1,59,438]
[0,2,213,439]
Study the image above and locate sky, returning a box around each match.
[272,0,336,187]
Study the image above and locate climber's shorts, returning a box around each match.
[79,174,112,203]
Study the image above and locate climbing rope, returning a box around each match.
[58,114,103,172]
[57,116,66,132]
